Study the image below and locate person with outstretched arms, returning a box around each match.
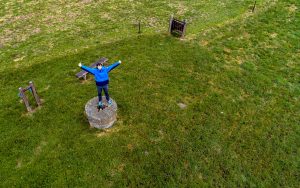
[78,60,121,108]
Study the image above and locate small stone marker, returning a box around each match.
[177,103,187,109]
[85,96,118,129]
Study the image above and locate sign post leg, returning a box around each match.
[29,81,41,106]
[168,15,173,34]
[19,87,32,112]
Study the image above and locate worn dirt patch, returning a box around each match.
[96,126,121,137]
[127,144,134,151]
[236,56,244,65]
[16,159,22,168]
[34,141,47,156]
[270,33,278,38]
[288,4,297,13]
[81,0,93,4]
[223,47,232,54]
[101,12,113,20]
[200,40,209,46]
[177,2,188,15]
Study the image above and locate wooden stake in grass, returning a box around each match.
[168,15,174,34]
[19,87,32,112]
[138,21,141,34]
[29,81,41,106]
[252,1,257,12]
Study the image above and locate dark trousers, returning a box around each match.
[97,84,109,102]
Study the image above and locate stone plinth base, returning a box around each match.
[85,96,117,129]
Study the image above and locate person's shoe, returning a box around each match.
[98,101,103,107]
[108,100,112,106]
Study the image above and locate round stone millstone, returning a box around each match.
[84,96,117,129]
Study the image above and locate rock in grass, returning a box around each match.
[177,103,187,109]
[85,96,117,129]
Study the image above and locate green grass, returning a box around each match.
[0,0,299,187]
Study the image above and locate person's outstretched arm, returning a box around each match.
[107,60,122,72]
[78,62,96,75]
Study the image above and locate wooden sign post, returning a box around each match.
[252,1,257,12]
[138,21,141,34]
[18,81,41,112]
[168,15,187,38]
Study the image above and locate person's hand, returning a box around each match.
[118,60,122,64]
[78,62,82,67]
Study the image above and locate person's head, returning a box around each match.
[97,62,104,70]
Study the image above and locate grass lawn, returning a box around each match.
[0,0,299,187]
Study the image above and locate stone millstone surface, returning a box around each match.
[85,96,117,129]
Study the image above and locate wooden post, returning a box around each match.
[19,87,32,112]
[182,19,187,38]
[168,15,173,34]
[29,81,41,106]
[252,1,256,12]
[138,21,141,34]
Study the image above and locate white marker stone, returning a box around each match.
[177,103,187,109]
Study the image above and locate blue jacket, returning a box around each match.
[81,61,120,86]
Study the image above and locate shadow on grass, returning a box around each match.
[0,33,225,187]
[0,33,219,121]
